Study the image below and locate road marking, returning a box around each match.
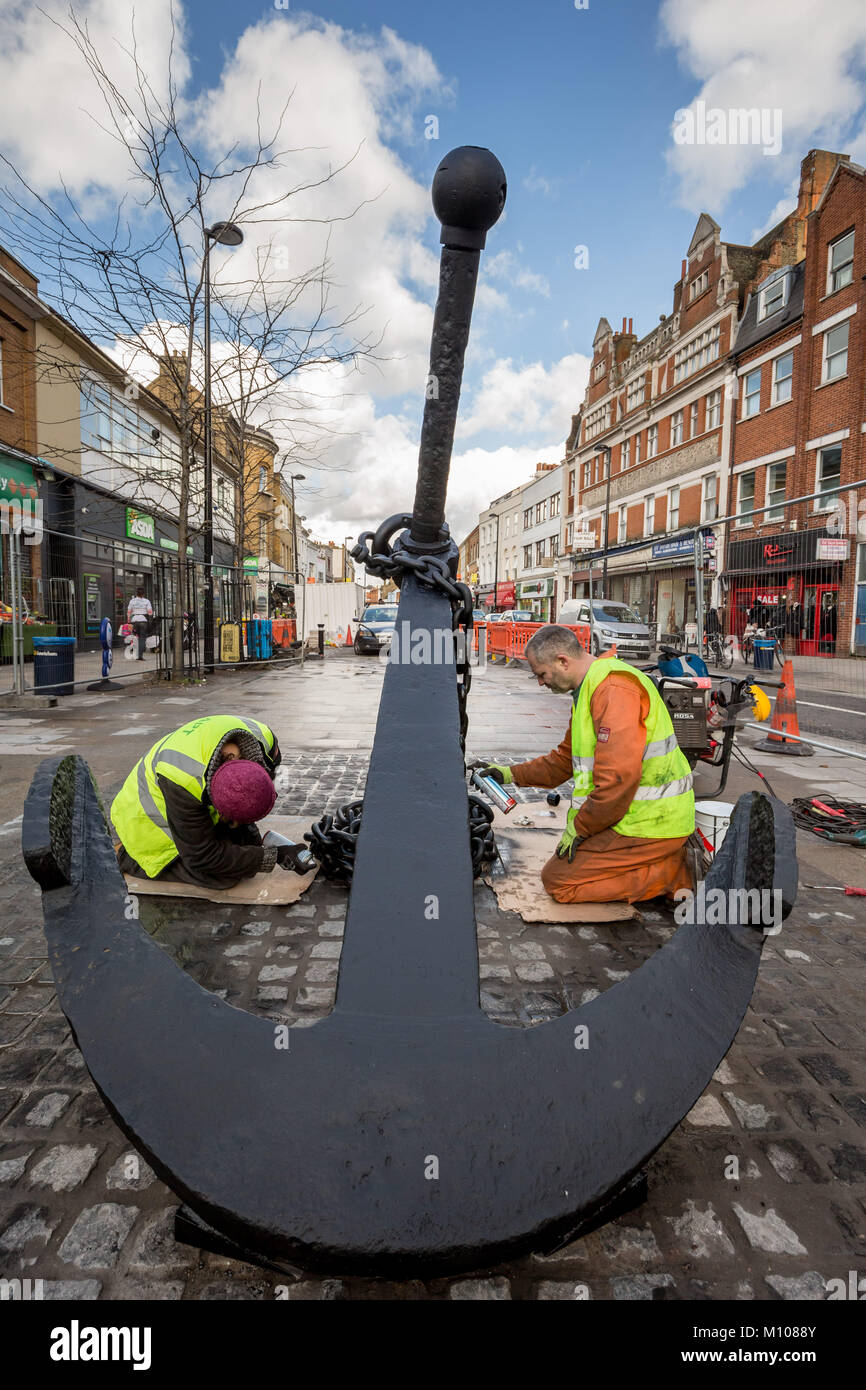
[796,699,866,715]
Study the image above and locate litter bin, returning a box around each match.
[753,638,776,671]
[32,635,76,695]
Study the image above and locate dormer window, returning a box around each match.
[758,272,789,321]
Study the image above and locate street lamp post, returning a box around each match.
[288,473,305,584]
[203,220,244,673]
[492,511,500,612]
[600,445,612,598]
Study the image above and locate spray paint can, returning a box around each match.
[470,770,518,815]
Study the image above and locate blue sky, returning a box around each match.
[2,0,866,540]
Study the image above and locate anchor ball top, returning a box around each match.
[432,146,507,251]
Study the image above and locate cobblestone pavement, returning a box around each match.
[0,653,864,1299]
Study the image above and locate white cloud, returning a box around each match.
[660,0,866,211]
[484,250,550,298]
[459,353,589,442]
[0,2,582,552]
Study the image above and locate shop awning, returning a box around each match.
[0,451,38,502]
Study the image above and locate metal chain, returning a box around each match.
[304,793,496,885]
[303,516,494,882]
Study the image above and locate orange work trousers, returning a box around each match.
[541,827,691,904]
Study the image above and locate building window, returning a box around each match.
[743,369,761,418]
[565,521,574,548]
[582,463,590,489]
[504,515,510,537]
[523,506,533,528]
[618,505,627,543]
[523,545,532,569]
[626,377,645,412]
[673,322,721,384]
[216,477,227,513]
[644,495,655,536]
[689,269,709,301]
[767,461,787,521]
[258,465,268,492]
[671,411,683,447]
[535,539,546,565]
[759,273,788,320]
[535,500,544,525]
[823,321,849,381]
[647,424,658,458]
[690,401,699,436]
[593,360,605,380]
[828,230,854,294]
[634,432,641,464]
[706,389,721,430]
[550,492,560,517]
[702,473,718,521]
[736,471,756,526]
[815,445,842,510]
[668,485,680,531]
[549,533,559,558]
[585,401,611,440]
[621,438,630,470]
[772,350,794,404]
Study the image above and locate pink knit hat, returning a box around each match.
[209,759,276,823]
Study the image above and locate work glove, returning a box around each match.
[556,824,586,862]
[276,843,316,874]
[471,761,513,785]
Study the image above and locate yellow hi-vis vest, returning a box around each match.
[569,657,694,840]
[110,714,276,878]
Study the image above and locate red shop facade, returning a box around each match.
[725,528,850,656]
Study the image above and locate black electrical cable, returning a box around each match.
[790,795,866,840]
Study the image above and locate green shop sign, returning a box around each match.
[126,508,155,544]
[159,537,194,556]
[0,452,38,502]
[243,556,259,572]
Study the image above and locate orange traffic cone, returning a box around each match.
[753,659,813,756]
[345,623,353,646]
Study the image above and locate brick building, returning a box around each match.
[565,149,845,644]
[728,152,866,655]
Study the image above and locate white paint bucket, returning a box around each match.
[694,800,734,853]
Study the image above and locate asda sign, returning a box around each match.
[126,508,155,544]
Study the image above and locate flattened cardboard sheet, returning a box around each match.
[485,799,637,924]
[124,816,319,906]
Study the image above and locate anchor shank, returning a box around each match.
[410,245,481,546]
[334,576,480,1019]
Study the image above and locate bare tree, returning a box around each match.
[0,5,379,674]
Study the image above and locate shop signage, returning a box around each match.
[243,556,259,572]
[816,537,850,561]
[651,532,715,561]
[519,578,552,599]
[159,538,194,555]
[0,454,38,502]
[496,581,516,605]
[572,528,597,550]
[126,508,155,544]
[728,528,846,573]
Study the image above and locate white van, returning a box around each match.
[558,598,652,661]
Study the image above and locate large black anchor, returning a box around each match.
[23,148,798,1278]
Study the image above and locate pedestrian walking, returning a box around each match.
[127,587,154,661]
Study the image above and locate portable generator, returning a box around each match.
[661,681,710,757]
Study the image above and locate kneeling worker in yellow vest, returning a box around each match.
[111,715,310,889]
[476,625,695,904]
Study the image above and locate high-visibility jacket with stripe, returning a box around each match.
[569,657,694,840]
[111,715,277,878]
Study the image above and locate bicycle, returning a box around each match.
[703,631,734,669]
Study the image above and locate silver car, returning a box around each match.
[558,598,652,661]
[354,604,398,654]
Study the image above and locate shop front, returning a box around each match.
[481,580,516,613]
[726,529,849,656]
[0,450,41,613]
[518,576,554,621]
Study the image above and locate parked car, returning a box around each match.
[354,604,398,655]
[558,598,652,661]
[496,609,537,623]
[471,609,488,623]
